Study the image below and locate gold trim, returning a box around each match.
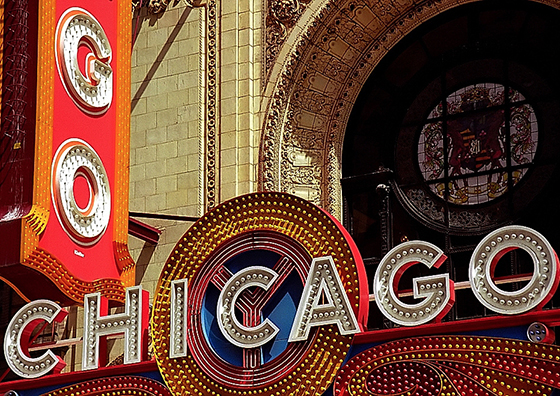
[206,0,218,209]
[19,0,55,259]
[41,376,170,396]
[18,0,129,301]
[153,193,361,396]
[114,0,135,286]
[20,0,56,259]
[23,205,49,234]
[24,248,126,303]
[33,0,55,216]
[114,241,135,286]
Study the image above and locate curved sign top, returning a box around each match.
[151,192,370,396]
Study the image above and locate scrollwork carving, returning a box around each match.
[148,0,169,14]
[406,188,445,223]
[262,0,560,220]
[288,167,321,185]
[449,210,493,229]
[266,0,313,75]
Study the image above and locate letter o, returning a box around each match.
[51,139,111,246]
[469,225,560,314]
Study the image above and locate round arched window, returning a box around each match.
[342,2,560,327]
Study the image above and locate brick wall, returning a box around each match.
[128,0,264,293]
[128,2,206,297]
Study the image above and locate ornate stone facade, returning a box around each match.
[148,0,169,14]
[205,0,218,209]
[266,0,312,75]
[260,0,560,219]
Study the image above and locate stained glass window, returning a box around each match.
[418,83,538,205]
[341,2,560,330]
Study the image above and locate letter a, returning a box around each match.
[289,256,359,342]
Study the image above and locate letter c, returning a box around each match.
[4,300,67,378]
[217,266,279,348]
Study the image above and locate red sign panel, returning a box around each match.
[0,0,132,304]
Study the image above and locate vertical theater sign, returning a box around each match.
[5,192,560,395]
[0,0,133,304]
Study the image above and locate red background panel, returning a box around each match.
[38,0,120,282]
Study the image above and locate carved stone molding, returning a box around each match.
[259,0,560,220]
[138,0,206,15]
[266,0,312,75]
[206,0,218,209]
[148,0,169,14]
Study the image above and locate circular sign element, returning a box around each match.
[55,8,113,114]
[152,193,368,396]
[189,232,313,385]
[527,322,554,343]
[51,139,111,246]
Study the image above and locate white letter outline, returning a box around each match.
[55,7,113,114]
[289,256,360,342]
[217,266,279,348]
[82,286,148,370]
[469,225,560,315]
[373,241,454,326]
[170,279,188,358]
[4,300,67,378]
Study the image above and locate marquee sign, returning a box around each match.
[0,0,133,304]
[151,192,369,396]
[3,193,560,396]
[335,335,560,396]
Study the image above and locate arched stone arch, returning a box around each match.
[259,0,560,219]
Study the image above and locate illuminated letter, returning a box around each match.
[170,279,188,358]
[469,225,560,314]
[217,266,279,348]
[82,286,149,370]
[55,8,113,114]
[4,300,67,378]
[373,241,454,326]
[289,256,359,342]
[51,139,111,246]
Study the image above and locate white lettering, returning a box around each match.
[55,8,113,114]
[217,266,279,348]
[469,225,560,314]
[289,256,360,342]
[3,300,67,378]
[373,241,454,326]
[4,225,558,379]
[170,279,188,358]
[51,139,111,246]
[82,286,148,370]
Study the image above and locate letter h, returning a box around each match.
[82,286,149,370]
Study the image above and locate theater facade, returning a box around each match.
[2,0,560,395]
